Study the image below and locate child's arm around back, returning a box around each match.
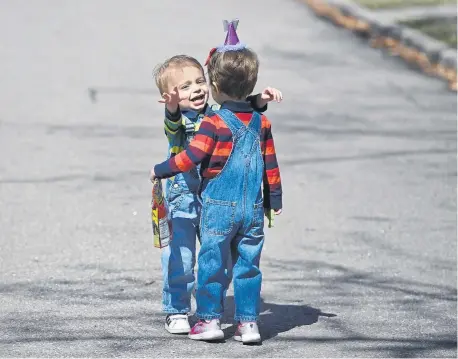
[153,116,217,179]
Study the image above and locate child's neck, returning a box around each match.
[180,103,207,114]
[216,93,244,105]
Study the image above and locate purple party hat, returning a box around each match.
[216,19,246,52]
[224,19,240,45]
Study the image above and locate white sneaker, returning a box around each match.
[165,314,191,334]
[188,319,224,341]
[234,322,261,343]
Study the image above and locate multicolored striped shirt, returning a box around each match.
[163,96,266,159]
[155,101,282,210]
[163,104,216,160]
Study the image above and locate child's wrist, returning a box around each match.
[165,105,181,121]
[254,94,269,111]
[256,94,267,105]
[166,103,179,114]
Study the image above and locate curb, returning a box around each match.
[304,0,457,91]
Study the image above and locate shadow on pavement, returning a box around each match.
[220,295,336,342]
[0,261,455,357]
[261,256,457,357]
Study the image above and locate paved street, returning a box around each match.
[0,0,456,357]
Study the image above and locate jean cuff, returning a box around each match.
[163,309,189,315]
[234,315,258,322]
[196,313,222,320]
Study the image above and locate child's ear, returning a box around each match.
[211,82,219,94]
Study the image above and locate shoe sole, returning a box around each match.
[165,323,191,334]
[234,333,261,343]
[188,330,224,341]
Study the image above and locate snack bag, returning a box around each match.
[151,179,172,248]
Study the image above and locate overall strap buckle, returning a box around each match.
[183,116,197,141]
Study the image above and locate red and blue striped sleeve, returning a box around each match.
[262,117,282,210]
[154,116,217,179]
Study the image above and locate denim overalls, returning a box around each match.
[195,109,265,322]
[161,112,204,314]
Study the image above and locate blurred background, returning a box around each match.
[355,0,456,48]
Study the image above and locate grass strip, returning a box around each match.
[400,17,457,48]
[354,0,456,10]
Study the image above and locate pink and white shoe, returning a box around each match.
[234,322,261,343]
[188,319,224,341]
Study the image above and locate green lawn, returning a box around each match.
[354,0,456,10]
[400,17,457,48]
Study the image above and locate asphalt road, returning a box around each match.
[0,0,456,357]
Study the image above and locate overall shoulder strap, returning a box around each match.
[215,109,244,135]
[248,111,262,136]
[182,115,196,137]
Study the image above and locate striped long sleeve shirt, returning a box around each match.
[154,101,282,210]
[162,96,267,159]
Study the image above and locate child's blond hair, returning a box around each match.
[153,55,204,94]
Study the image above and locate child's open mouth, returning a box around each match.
[190,94,205,105]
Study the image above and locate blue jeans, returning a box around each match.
[161,175,200,314]
[196,110,265,322]
[161,174,233,314]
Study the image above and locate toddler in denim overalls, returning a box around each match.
[153,54,281,334]
[151,20,283,343]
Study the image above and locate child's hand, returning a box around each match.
[158,86,182,113]
[264,208,282,216]
[260,87,283,103]
[150,168,156,183]
[264,208,282,228]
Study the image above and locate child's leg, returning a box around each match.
[195,230,232,320]
[161,217,198,314]
[231,228,264,322]
[195,225,233,312]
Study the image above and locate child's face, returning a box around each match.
[167,65,209,111]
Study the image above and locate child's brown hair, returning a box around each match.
[207,48,259,100]
[153,55,204,94]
